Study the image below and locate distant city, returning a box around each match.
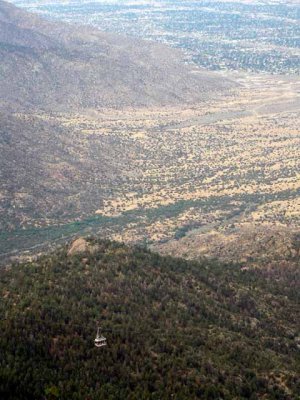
[12,0,300,75]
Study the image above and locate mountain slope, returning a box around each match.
[0,111,131,230]
[154,225,300,267]
[0,238,299,399]
[0,0,232,111]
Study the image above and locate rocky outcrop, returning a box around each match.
[67,238,90,256]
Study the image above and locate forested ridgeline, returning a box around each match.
[0,238,299,399]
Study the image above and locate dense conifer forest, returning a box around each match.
[0,238,299,399]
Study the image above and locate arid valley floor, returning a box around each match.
[2,72,299,264]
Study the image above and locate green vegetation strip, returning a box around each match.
[1,188,299,257]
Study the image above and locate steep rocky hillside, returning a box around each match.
[0,112,133,230]
[0,238,299,399]
[0,0,232,111]
[154,225,300,267]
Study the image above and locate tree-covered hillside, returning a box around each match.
[0,238,299,399]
